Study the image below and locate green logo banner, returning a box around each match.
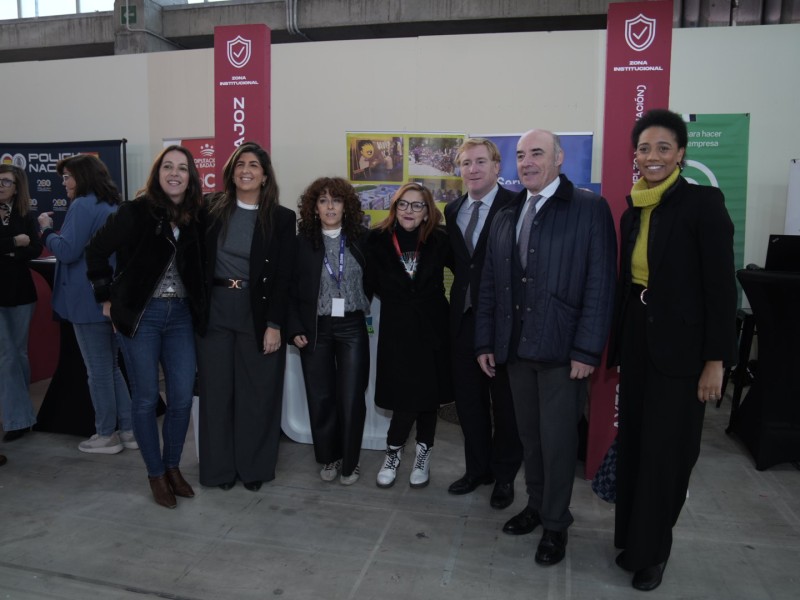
[683,113,750,282]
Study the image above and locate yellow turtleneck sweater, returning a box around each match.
[629,167,680,286]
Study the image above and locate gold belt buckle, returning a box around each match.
[229,279,243,289]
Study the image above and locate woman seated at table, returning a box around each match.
[288,177,370,485]
[39,154,133,454]
[86,145,206,509]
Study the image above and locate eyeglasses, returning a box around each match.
[396,199,427,212]
[0,178,15,188]
[62,173,73,183]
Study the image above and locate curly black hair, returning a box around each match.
[631,109,688,151]
[297,177,364,249]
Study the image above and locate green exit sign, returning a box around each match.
[121,5,137,26]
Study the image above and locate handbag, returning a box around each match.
[591,437,617,503]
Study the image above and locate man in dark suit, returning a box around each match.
[445,138,522,510]
[476,129,616,566]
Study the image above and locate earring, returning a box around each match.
[633,159,639,169]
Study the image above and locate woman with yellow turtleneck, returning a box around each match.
[609,109,737,592]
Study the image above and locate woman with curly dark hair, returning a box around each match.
[197,142,295,492]
[288,177,370,485]
[86,145,207,509]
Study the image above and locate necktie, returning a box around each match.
[518,194,542,269]
[463,200,482,256]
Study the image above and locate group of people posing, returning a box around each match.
[0,109,736,593]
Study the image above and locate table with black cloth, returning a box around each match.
[29,258,96,437]
[729,269,800,470]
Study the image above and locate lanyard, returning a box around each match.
[323,234,346,290]
[392,229,420,279]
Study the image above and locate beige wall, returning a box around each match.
[2,24,798,264]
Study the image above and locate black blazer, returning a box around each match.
[1,210,42,307]
[609,176,737,376]
[287,226,369,350]
[202,203,296,352]
[444,185,517,337]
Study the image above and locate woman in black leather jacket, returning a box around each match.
[86,145,206,510]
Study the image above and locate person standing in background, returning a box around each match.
[39,154,134,455]
[0,165,42,442]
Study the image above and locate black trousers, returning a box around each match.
[451,309,522,483]
[506,359,587,531]
[299,312,368,477]
[197,287,285,486]
[386,409,437,448]
[615,287,706,571]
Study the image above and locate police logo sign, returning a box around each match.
[227,35,252,69]
[624,14,656,52]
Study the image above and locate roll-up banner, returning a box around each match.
[214,24,271,180]
[0,140,127,232]
[589,0,674,479]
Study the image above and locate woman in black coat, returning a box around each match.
[86,145,206,509]
[0,165,42,442]
[288,177,370,485]
[366,182,453,489]
[196,142,295,492]
[610,109,737,591]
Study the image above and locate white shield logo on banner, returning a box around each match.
[624,14,657,52]
[227,36,252,69]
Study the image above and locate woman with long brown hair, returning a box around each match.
[86,145,206,509]
[0,165,42,442]
[197,142,295,492]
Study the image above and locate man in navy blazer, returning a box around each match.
[445,138,522,510]
[476,129,617,566]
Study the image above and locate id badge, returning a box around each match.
[332,297,345,317]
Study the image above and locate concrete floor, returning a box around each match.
[1,382,799,600]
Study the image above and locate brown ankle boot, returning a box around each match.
[165,467,195,498]
[148,474,177,508]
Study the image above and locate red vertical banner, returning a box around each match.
[588,1,673,478]
[214,24,271,181]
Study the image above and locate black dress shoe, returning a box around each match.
[0,454,7,467]
[615,550,634,572]
[2,428,29,443]
[502,506,541,535]
[218,480,236,491]
[243,480,262,491]
[448,473,494,495]
[535,529,568,566]
[490,482,514,509]
[632,561,667,591]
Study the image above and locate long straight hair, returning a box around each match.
[138,145,204,226]
[0,165,32,216]
[208,141,280,235]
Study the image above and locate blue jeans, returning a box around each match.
[73,321,132,436]
[117,298,196,477]
[0,303,37,431]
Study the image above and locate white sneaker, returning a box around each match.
[409,442,432,488]
[320,459,342,482]
[376,445,403,488]
[340,464,360,486]
[79,432,124,455]
[118,430,139,450]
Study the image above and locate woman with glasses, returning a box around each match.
[38,155,133,454]
[288,177,370,485]
[86,146,206,509]
[197,142,295,492]
[365,182,453,489]
[0,165,42,442]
